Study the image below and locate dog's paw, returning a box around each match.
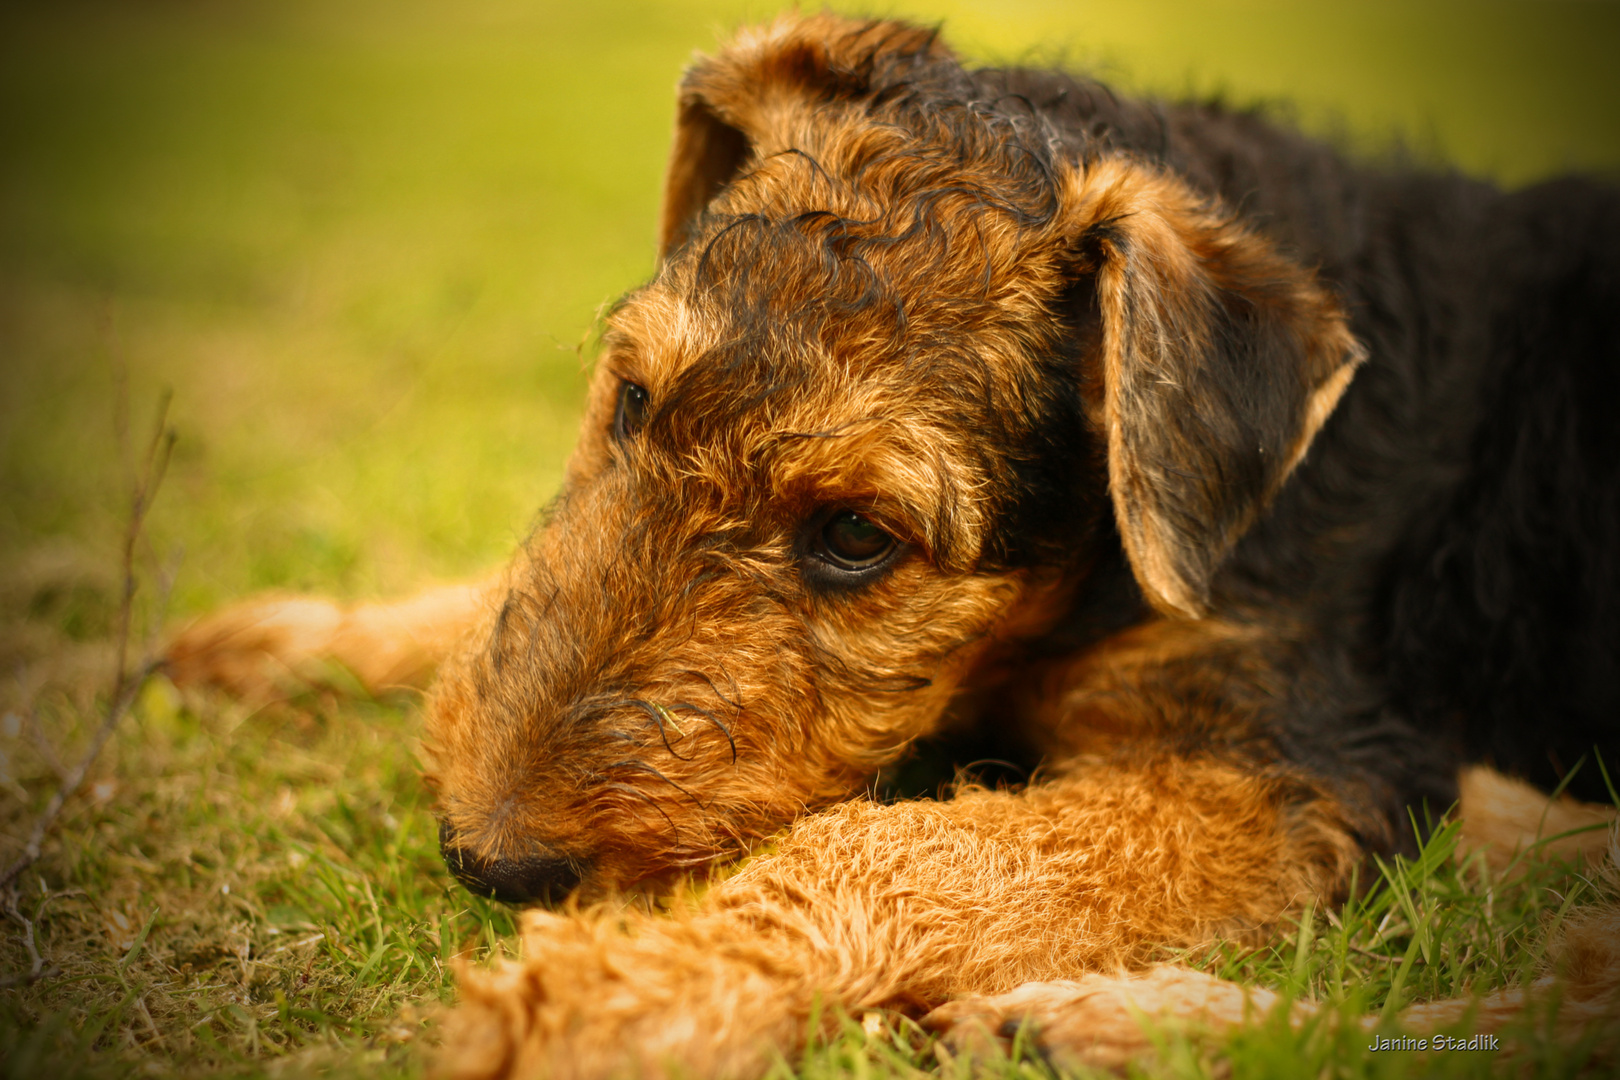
[165,582,489,700]
[922,966,1293,1072]
[164,596,347,700]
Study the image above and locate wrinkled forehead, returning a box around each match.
[608,122,1071,426]
[607,228,920,423]
[609,230,1011,449]
[587,109,1084,557]
[601,275,990,548]
[652,100,1066,331]
[595,263,997,568]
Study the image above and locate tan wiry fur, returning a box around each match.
[439,767,1618,1079]
[1456,764,1619,872]
[166,579,497,698]
[441,757,1358,1079]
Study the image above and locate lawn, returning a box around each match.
[2,0,1618,1076]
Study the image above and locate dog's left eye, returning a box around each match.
[615,382,650,440]
[816,511,896,571]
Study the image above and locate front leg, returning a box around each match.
[164,575,502,699]
[442,753,1362,1080]
[1023,615,1462,860]
[921,768,1620,1072]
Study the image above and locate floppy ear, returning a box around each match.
[1058,158,1365,618]
[660,99,752,256]
[659,13,952,255]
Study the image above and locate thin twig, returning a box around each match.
[0,886,61,988]
[0,393,174,894]
[5,890,43,976]
[0,656,164,895]
[133,993,166,1050]
[0,967,59,990]
[112,388,176,708]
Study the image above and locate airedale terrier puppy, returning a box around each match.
[169,12,1620,1077]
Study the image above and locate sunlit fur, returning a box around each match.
[440,769,1616,1079]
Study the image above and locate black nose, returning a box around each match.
[439,820,584,906]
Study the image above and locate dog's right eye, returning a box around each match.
[803,511,901,589]
[821,511,894,568]
[615,382,650,441]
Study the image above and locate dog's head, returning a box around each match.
[424,14,1362,903]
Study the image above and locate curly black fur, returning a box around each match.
[946,65,1620,813]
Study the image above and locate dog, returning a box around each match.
[166,12,1620,1077]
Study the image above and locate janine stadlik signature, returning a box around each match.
[1368,1034,1501,1052]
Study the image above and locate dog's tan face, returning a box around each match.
[426,129,1097,898]
[423,14,1363,902]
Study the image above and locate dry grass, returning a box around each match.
[1,677,516,1078]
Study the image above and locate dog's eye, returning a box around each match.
[615,382,650,440]
[817,511,896,570]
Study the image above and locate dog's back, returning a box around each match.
[1374,177,1620,801]
[939,63,1620,806]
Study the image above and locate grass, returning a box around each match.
[5,684,1611,1078]
[2,0,1619,1077]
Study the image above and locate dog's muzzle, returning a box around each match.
[438,820,584,906]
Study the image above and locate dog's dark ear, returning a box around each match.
[1058,159,1365,618]
[660,100,752,256]
[659,13,952,255]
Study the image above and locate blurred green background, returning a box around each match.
[2,0,1617,620]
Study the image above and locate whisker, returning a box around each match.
[627,699,695,761]
[606,759,705,807]
[670,701,738,764]
[601,782,681,847]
